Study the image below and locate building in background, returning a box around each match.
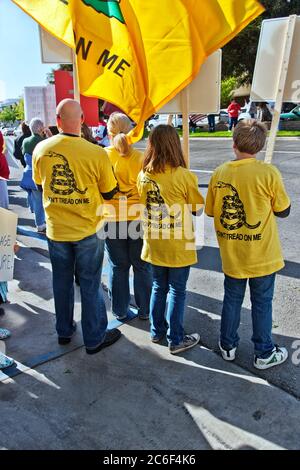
[0,98,20,111]
[24,85,56,126]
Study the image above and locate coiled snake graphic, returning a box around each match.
[142,176,180,222]
[46,151,87,196]
[215,181,261,231]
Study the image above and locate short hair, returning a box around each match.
[29,118,44,135]
[233,120,267,155]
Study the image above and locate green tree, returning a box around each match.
[0,106,17,123]
[14,98,25,121]
[222,0,300,83]
[221,77,238,108]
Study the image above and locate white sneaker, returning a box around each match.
[219,340,237,361]
[254,345,288,370]
[37,223,46,233]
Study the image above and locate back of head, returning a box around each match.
[107,112,132,156]
[29,117,44,135]
[143,124,186,173]
[233,120,267,155]
[21,122,31,137]
[56,99,83,135]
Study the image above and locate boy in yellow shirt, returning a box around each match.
[206,120,291,370]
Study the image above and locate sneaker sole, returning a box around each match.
[254,354,288,370]
[170,336,200,355]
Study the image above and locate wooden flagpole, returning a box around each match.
[72,50,80,102]
[181,87,190,167]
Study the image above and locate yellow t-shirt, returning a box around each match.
[137,166,204,267]
[205,158,290,278]
[32,134,117,242]
[104,146,143,221]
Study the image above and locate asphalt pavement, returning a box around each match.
[0,136,299,450]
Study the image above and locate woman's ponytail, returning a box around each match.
[107,112,132,156]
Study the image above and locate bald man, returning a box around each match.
[32,99,121,354]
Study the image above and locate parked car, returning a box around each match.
[280,104,300,121]
[238,107,251,122]
[147,114,182,130]
[2,127,15,136]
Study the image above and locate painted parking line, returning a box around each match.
[0,308,138,382]
[191,169,214,174]
[17,226,47,241]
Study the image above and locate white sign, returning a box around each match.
[0,208,18,282]
[251,17,300,103]
[39,26,73,64]
[158,50,221,114]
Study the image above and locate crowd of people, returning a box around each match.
[0,98,291,371]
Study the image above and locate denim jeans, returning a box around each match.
[150,265,190,346]
[47,234,108,348]
[105,221,152,318]
[229,117,238,131]
[27,189,45,227]
[221,274,276,358]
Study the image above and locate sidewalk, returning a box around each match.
[0,156,300,450]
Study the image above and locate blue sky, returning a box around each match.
[0,0,58,101]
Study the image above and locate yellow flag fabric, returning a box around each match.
[12,0,264,141]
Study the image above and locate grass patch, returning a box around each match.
[143,129,300,139]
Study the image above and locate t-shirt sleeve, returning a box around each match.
[186,172,204,211]
[98,150,118,194]
[271,167,290,213]
[205,176,215,217]
[32,151,42,185]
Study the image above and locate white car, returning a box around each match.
[147,114,182,130]
[238,107,251,121]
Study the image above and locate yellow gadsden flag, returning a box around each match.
[13,0,264,140]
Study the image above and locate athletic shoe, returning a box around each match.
[169,333,200,354]
[254,345,288,370]
[86,328,121,355]
[218,340,237,361]
[0,353,15,370]
[37,224,46,233]
[0,328,11,340]
[151,334,165,343]
[58,321,77,345]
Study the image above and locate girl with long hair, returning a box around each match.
[137,125,204,354]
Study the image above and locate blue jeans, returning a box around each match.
[221,274,276,358]
[47,234,108,348]
[27,189,45,227]
[105,221,152,318]
[229,117,238,130]
[150,265,190,346]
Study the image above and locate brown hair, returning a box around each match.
[233,120,267,155]
[143,125,186,173]
[81,122,98,144]
[107,112,132,156]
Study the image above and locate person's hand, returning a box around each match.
[13,243,20,254]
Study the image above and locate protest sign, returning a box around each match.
[0,208,18,282]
